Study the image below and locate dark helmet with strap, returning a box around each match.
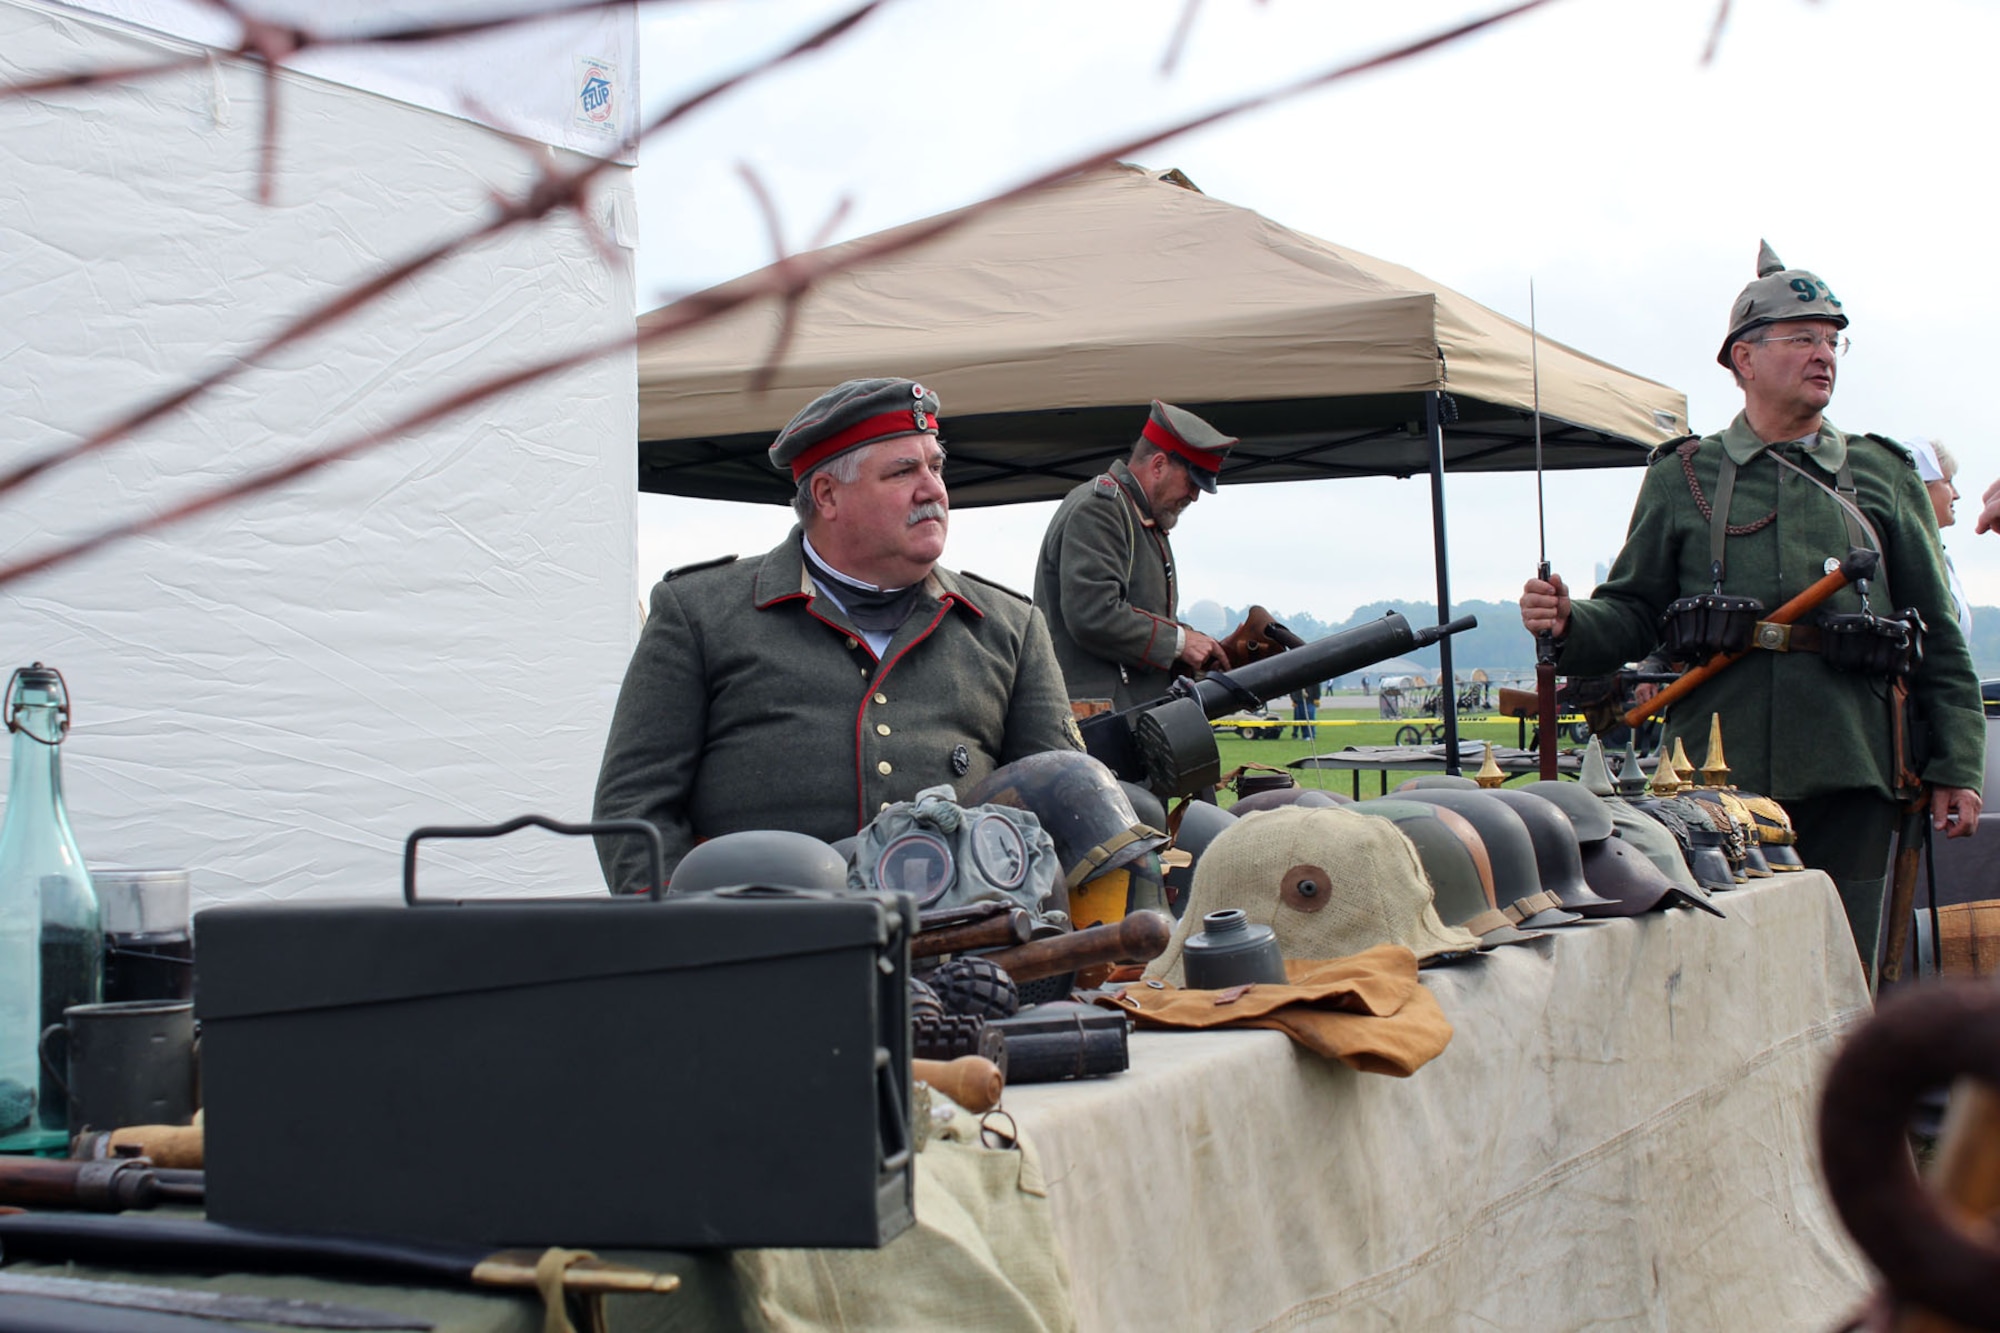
[669,829,849,896]
[967,751,1166,923]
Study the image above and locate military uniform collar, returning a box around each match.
[1720,412,1847,473]
[752,527,984,619]
[1109,459,1160,528]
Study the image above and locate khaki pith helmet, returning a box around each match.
[1717,240,1848,369]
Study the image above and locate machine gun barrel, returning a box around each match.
[1183,612,1476,719]
[1080,611,1477,800]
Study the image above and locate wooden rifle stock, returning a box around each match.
[981,911,1174,983]
[0,1157,197,1211]
[1622,549,1878,731]
[1878,793,1930,990]
[912,1055,1005,1112]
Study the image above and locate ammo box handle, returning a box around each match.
[403,815,666,904]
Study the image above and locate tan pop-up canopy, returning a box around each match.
[636,163,1687,506]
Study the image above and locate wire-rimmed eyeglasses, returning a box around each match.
[1749,331,1850,357]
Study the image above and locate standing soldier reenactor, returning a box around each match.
[1035,401,1235,711]
[1519,243,1983,978]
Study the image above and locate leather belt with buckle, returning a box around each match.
[1751,621,1823,653]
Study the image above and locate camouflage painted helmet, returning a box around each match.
[1717,240,1847,368]
[1350,799,1494,927]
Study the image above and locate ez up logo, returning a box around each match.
[1791,276,1841,309]
[575,57,616,133]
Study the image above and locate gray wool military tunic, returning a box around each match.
[1560,415,1984,803]
[1034,459,1184,710]
[593,528,1080,894]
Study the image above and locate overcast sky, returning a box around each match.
[630,0,2000,624]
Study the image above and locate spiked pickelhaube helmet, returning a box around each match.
[1718,240,1847,369]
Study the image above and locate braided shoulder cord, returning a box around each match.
[1678,438,1776,535]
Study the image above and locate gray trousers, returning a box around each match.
[1787,791,1901,983]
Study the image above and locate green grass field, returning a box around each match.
[1208,696,1539,806]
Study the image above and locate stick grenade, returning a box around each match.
[1623,548,1880,730]
[911,908,1034,959]
[979,911,1174,983]
[1529,282,1559,780]
[912,1055,1005,1113]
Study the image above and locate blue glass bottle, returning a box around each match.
[0,664,101,1152]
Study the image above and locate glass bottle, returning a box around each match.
[0,664,101,1151]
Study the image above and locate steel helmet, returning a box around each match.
[1488,788,1618,912]
[1576,836,1726,919]
[1396,790,1542,913]
[1518,779,1616,844]
[1351,799,1494,927]
[967,751,1165,892]
[668,829,849,896]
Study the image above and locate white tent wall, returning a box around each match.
[1,1,639,906]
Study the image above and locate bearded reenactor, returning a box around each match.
[593,378,1080,894]
[1034,401,1235,710]
[1519,243,1983,975]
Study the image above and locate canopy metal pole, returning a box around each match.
[1425,391,1461,773]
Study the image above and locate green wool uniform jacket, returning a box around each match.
[1560,414,1984,802]
[1034,459,1184,710]
[593,528,1081,895]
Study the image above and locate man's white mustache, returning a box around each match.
[907,503,947,525]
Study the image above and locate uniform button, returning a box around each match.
[877,760,893,776]
[846,637,859,649]
[876,723,892,736]
[860,667,869,677]
[874,693,888,705]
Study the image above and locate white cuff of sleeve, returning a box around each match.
[1174,625,1185,659]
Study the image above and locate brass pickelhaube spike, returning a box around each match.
[1648,748,1684,796]
[1671,737,1695,783]
[1700,713,1731,788]
[1475,741,1506,789]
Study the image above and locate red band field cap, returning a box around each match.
[771,378,941,480]
[1141,400,1235,492]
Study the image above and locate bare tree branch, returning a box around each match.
[0,0,1564,589]
[0,0,889,502]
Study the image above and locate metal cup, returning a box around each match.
[39,999,197,1134]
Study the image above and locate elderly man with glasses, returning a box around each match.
[1034,400,1236,711]
[1519,243,1983,982]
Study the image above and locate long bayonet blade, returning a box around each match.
[0,1271,434,1329]
[1530,280,1559,780]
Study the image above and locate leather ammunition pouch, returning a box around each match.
[1659,593,1764,664]
[1815,607,1924,678]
